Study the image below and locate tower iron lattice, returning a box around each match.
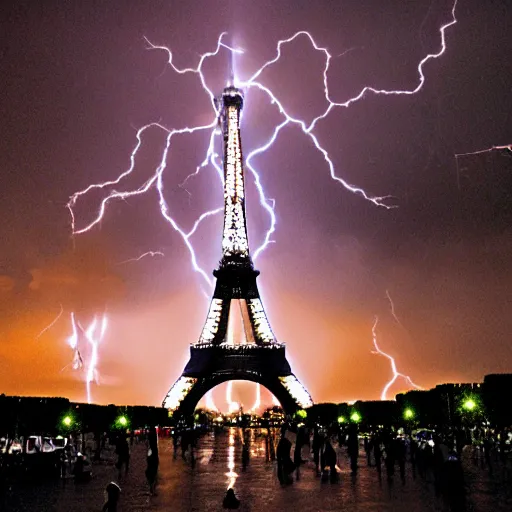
[163,82,313,416]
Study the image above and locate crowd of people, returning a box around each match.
[269,423,511,512]
[1,421,510,511]
[0,427,161,511]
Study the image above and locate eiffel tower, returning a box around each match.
[163,75,313,417]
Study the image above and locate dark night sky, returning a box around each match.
[0,0,511,408]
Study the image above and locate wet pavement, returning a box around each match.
[3,428,511,511]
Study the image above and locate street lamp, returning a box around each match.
[295,409,307,420]
[337,415,346,424]
[62,415,73,427]
[463,398,476,412]
[350,411,361,423]
[116,415,128,428]
[404,408,415,420]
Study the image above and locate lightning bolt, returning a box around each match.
[62,312,106,404]
[226,381,239,413]
[84,314,108,404]
[455,144,512,158]
[205,389,218,412]
[67,1,458,405]
[36,303,64,339]
[385,289,407,331]
[371,316,421,401]
[455,143,511,190]
[249,383,261,413]
[118,251,165,265]
[64,312,83,371]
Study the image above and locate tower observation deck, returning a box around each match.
[163,80,313,416]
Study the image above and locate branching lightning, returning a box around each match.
[66,1,458,406]
[62,312,107,404]
[371,316,421,400]
[84,314,108,404]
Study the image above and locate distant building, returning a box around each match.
[483,373,512,426]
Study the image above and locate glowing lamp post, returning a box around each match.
[337,415,346,424]
[62,415,73,428]
[295,409,307,420]
[404,408,415,420]
[350,411,361,423]
[463,399,476,412]
[459,395,483,425]
[116,415,129,428]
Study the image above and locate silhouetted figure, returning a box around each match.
[312,429,323,475]
[364,436,372,466]
[145,448,159,495]
[73,453,91,482]
[115,436,130,477]
[483,435,493,475]
[409,436,417,477]
[102,482,121,512]
[395,437,407,484]
[294,427,307,480]
[145,427,159,495]
[276,429,294,484]
[242,443,250,471]
[223,488,240,509]
[442,451,466,512]
[498,430,509,477]
[455,428,466,458]
[433,437,448,496]
[57,449,67,484]
[373,433,382,476]
[347,425,359,475]
[268,429,276,461]
[172,429,180,459]
[383,436,395,483]
[181,429,190,459]
[321,439,338,482]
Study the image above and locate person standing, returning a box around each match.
[364,436,372,466]
[115,435,130,478]
[145,427,159,495]
[347,425,359,475]
[276,428,294,485]
[395,437,407,484]
[373,432,383,477]
[321,439,338,482]
[312,428,323,476]
[383,433,395,483]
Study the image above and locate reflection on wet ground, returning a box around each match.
[3,428,511,511]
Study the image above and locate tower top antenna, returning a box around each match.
[228,40,236,86]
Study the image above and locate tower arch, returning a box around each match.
[172,373,302,417]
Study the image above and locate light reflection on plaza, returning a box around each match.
[225,428,238,489]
